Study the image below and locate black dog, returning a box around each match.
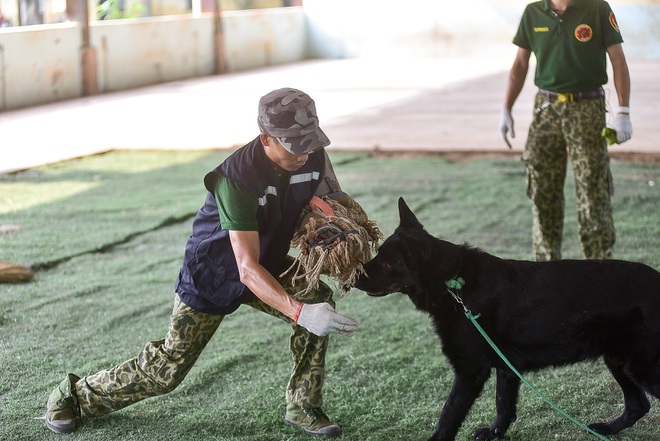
[354,198,660,441]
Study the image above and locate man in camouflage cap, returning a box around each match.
[45,88,357,438]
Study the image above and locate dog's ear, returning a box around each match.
[398,197,424,230]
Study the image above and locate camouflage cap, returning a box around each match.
[257,88,330,155]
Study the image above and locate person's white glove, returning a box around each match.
[499,108,514,149]
[612,112,632,144]
[296,302,358,337]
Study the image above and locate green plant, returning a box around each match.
[97,0,145,20]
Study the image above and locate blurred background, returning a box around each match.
[0,0,658,111]
[1,0,658,175]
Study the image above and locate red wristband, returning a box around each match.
[294,303,304,323]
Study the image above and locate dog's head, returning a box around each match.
[353,197,433,299]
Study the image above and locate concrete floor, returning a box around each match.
[1,58,658,174]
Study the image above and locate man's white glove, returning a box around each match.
[499,108,514,149]
[612,112,633,144]
[296,302,358,337]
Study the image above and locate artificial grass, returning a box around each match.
[0,150,658,441]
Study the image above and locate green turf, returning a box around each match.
[0,150,658,441]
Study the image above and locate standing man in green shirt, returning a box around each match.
[499,0,632,261]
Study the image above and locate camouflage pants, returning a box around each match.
[522,93,615,261]
[75,268,334,417]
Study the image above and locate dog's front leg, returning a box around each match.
[428,367,491,441]
[473,368,520,440]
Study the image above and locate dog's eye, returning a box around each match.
[381,262,391,270]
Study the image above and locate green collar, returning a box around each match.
[445,277,465,290]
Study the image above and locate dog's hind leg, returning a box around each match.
[639,362,660,400]
[629,343,660,400]
[588,354,650,436]
[429,366,491,441]
[473,368,520,440]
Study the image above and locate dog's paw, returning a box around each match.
[587,421,620,436]
[472,427,490,440]
[473,427,504,440]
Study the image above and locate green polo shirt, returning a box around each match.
[214,171,290,232]
[214,177,258,231]
[513,0,623,92]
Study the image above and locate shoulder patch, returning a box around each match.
[609,12,620,33]
[574,24,593,42]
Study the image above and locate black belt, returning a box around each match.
[538,88,604,103]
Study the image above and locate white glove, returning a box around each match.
[612,112,632,144]
[499,108,514,149]
[296,302,358,337]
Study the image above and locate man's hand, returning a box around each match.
[612,112,632,144]
[499,108,514,149]
[296,302,358,337]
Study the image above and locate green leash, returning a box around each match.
[445,278,611,441]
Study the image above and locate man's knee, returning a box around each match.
[138,340,196,395]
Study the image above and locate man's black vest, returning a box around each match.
[175,136,326,314]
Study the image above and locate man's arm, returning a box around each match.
[229,230,301,319]
[314,150,342,197]
[606,43,630,108]
[229,229,358,336]
[499,47,532,148]
[217,176,300,317]
[504,47,531,110]
[606,43,632,143]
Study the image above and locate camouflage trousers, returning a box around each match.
[522,93,615,261]
[74,268,334,417]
